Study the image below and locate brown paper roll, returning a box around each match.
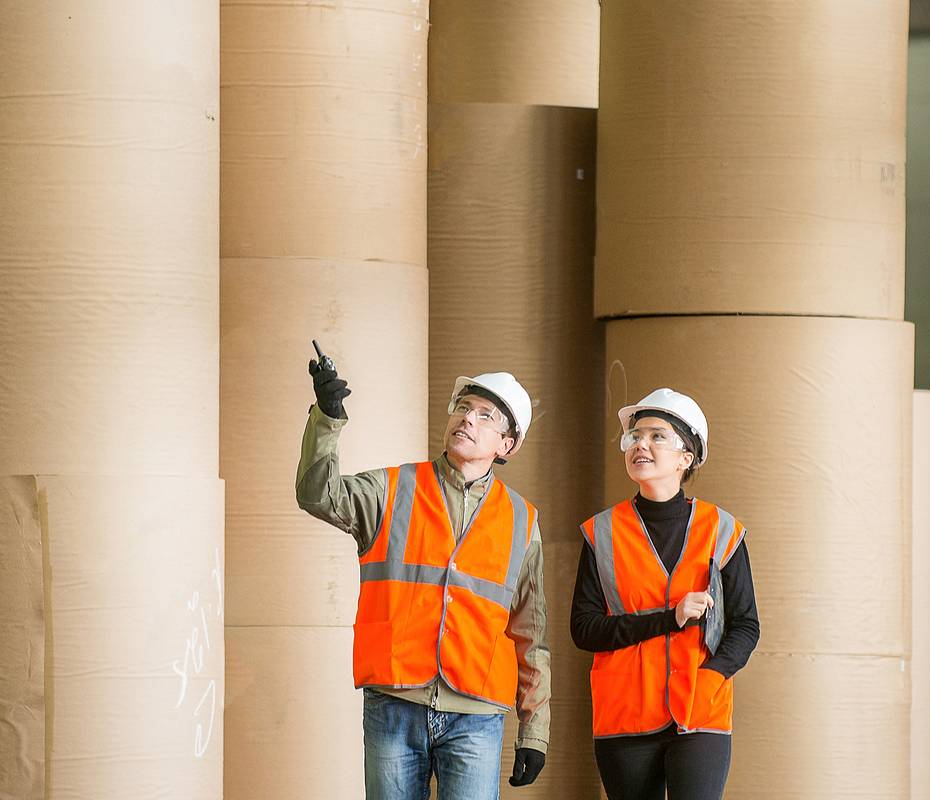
[429,103,602,795]
[0,477,45,800]
[0,3,219,477]
[225,626,363,800]
[220,0,428,266]
[596,0,908,318]
[604,316,913,656]
[428,103,603,544]
[221,257,428,626]
[913,390,930,799]
[603,316,912,797]
[428,0,599,107]
[497,541,602,799]
[729,653,909,799]
[0,476,225,799]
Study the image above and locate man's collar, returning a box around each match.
[437,452,494,490]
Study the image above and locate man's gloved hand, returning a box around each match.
[509,748,545,787]
[308,356,351,419]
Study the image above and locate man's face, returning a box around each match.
[443,394,516,465]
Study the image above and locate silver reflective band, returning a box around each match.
[620,427,686,453]
[360,463,526,611]
[592,508,626,615]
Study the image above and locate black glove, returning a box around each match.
[308,357,351,419]
[509,748,545,787]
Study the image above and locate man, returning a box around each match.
[296,348,550,799]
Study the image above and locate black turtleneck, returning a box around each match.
[570,490,760,679]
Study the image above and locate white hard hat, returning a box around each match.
[617,388,709,466]
[448,372,532,456]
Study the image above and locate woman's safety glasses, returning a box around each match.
[620,426,687,453]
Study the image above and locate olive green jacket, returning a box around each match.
[295,404,550,752]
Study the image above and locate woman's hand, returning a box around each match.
[675,591,714,628]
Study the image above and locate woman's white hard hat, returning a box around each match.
[617,387,709,466]
[448,372,532,456]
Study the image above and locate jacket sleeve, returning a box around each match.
[506,516,551,754]
[701,541,760,678]
[570,541,680,652]
[295,404,386,552]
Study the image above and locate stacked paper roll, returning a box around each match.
[0,5,223,798]
[597,0,907,319]
[914,392,930,800]
[597,3,912,798]
[220,1,428,797]
[428,0,599,107]
[601,317,914,798]
[428,5,601,795]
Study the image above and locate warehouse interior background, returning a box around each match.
[1,1,929,798]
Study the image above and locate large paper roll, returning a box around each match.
[914,391,930,800]
[0,2,219,477]
[225,627,363,800]
[0,475,225,800]
[498,541,603,799]
[428,103,603,544]
[221,0,428,266]
[596,0,908,319]
[428,0,599,108]
[221,257,427,625]
[729,653,909,799]
[603,316,913,796]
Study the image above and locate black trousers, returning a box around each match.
[594,724,732,800]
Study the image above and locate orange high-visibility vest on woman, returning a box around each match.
[580,498,745,737]
[353,461,536,707]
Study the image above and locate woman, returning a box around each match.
[571,388,760,800]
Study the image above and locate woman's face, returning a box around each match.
[623,416,695,487]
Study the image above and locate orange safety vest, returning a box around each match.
[353,461,536,708]
[580,498,745,737]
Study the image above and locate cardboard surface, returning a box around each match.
[221,0,428,266]
[0,477,45,800]
[428,104,604,545]
[604,316,914,656]
[428,0,599,107]
[603,316,913,798]
[914,391,930,800]
[0,3,219,477]
[220,257,428,626]
[0,476,225,800]
[429,104,602,796]
[225,626,363,800]
[596,0,908,318]
[496,541,602,799]
[728,653,909,799]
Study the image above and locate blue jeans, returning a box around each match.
[362,688,505,800]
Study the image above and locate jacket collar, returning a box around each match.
[436,452,494,492]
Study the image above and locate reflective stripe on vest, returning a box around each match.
[353,461,535,707]
[580,498,746,738]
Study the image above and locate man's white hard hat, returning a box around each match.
[448,372,532,456]
[617,387,709,466]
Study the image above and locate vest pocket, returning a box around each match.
[689,667,732,730]
[481,632,518,704]
[590,668,643,734]
[353,621,394,687]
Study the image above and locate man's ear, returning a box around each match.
[497,436,516,458]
